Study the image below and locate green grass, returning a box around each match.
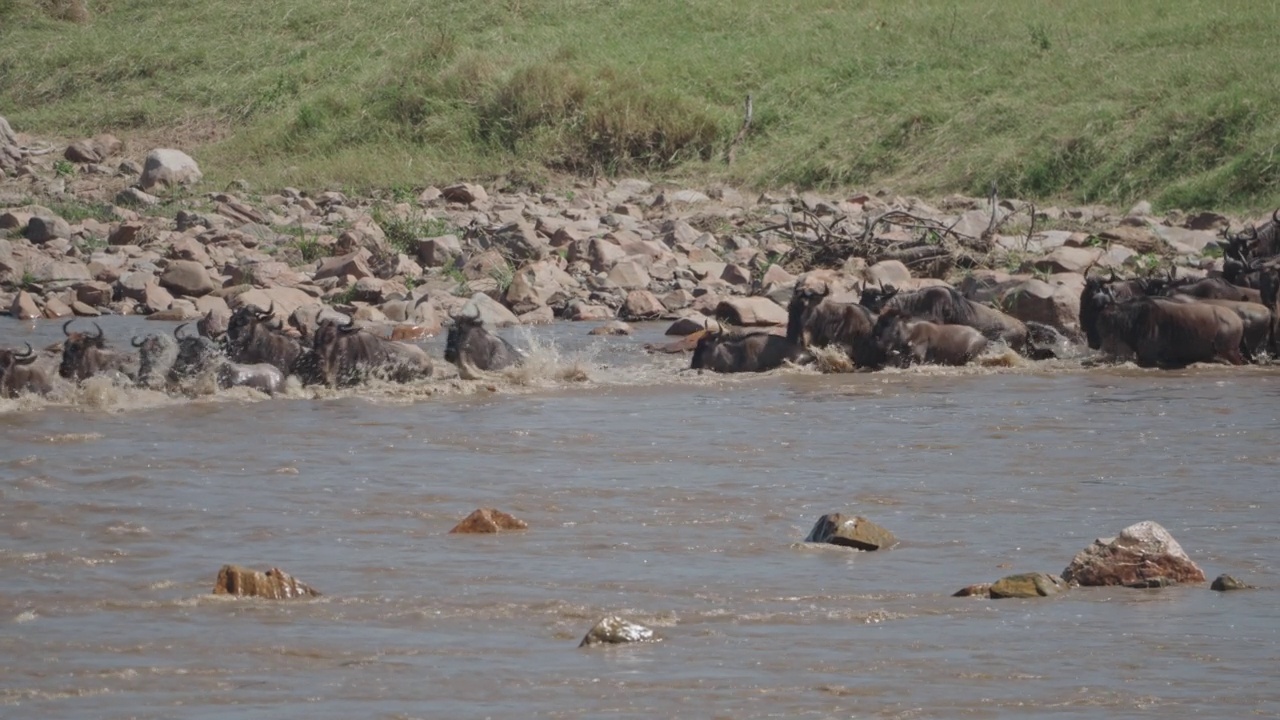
[2,1,1279,210]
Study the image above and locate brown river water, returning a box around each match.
[1,316,1278,719]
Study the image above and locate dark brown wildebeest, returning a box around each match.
[167,326,286,394]
[310,318,433,388]
[859,284,1032,352]
[786,282,878,366]
[1229,209,1280,260]
[1090,292,1245,368]
[0,343,54,398]
[1079,273,1169,349]
[444,314,523,378]
[867,310,988,369]
[690,324,809,373]
[1163,275,1262,304]
[60,320,138,382]
[224,304,316,381]
[1163,295,1273,362]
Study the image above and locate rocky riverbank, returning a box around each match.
[0,117,1263,344]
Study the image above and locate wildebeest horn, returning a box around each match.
[339,317,359,334]
[131,335,144,347]
[62,319,75,337]
[92,322,104,340]
[175,323,191,339]
[1272,208,1279,226]
[15,343,37,365]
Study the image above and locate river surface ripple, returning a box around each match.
[1,317,1277,719]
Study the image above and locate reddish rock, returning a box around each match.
[41,296,73,319]
[607,260,651,290]
[1062,521,1206,587]
[448,508,528,534]
[998,277,1083,334]
[213,564,321,599]
[804,513,897,551]
[441,183,488,205]
[621,290,665,320]
[109,221,143,246]
[10,291,40,320]
[314,249,373,281]
[517,305,555,325]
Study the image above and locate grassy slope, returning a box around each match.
[2,0,1279,210]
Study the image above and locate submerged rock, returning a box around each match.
[952,583,993,598]
[1061,521,1205,587]
[448,508,528,534]
[213,564,321,599]
[579,615,659,647]
[1210,574,1254,592]
[804,513,897,551]
[989,572,1066,599]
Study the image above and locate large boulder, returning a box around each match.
[159,259,217,297]
[504,260,576,315]
[578,616,659,648]
[138,148,203,190]
[607,259,651,290]
[459,292,520,328]
[621,290,665,320]
[1062,521,1206,587]
[448,508,528,534]
[213,564,320,599]
[314,249,374,281]
[10,291,40,320]
[714,297,788,327]
[1030,246,1103,274]
[804,513,897,551]
[24,215,72,244]
[998,276,1083,334]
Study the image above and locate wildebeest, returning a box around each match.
[0,343,54,398]
[224,304,314,381]
[1079,274,1166,349]
[867,310,988,368]
[216,362,286,395]
[690,324,809,373]
[1163,275,1261,304]
[786,282,877,366]
[310,318,433,388]
[1163,295,1273,361]
[132,330,179,389]
[1089,292,1245,368]
[167,325,286,394]
[444,314,523,378]
[1228,209,1280,260]
[860,284,1031,352]
[60,320,138,383]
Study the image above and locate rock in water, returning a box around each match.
[989,572,1066,599]
[213,564,321,599]
[1210,574,1253,592]
[804,513,897,551]
[579,616,658,647]
[1061,520,1206,587]
[448,508,528,534]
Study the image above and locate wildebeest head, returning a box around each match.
[131,330,178,388]
[59,319,107,380]
[859,283,898,312]
[170,323,225,381]
[689,323,722,371]
[1079,282,1118,350]
[227,303,277,345]
[868,310,912,367]
[0,343,39,375]
[444,314,482,364]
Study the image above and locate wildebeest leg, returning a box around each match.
[1239,337,1255,364]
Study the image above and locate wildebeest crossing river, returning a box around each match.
[1,316,1278,718]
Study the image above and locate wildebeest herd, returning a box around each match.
[692,216,1280,372]
[0,303,522,399]
[3,216,1280,399]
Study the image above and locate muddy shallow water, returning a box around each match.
[1,317,1277,719]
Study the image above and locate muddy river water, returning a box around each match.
[1,317,1277,719]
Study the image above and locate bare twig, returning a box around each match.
[726,94,753,166]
